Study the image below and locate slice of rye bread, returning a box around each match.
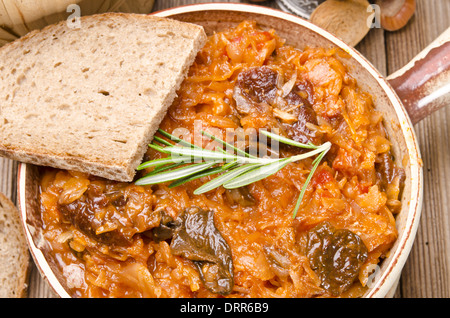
[0,192,30,297]
[0,13,207,182]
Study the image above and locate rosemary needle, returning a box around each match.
[136,129,331,218]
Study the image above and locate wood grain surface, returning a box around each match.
[1,0,448,298]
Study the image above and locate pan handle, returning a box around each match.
[387,27,450,125]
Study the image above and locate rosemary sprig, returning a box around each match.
[136,129,331,218]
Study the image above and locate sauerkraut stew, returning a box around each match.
[38,21,405,298]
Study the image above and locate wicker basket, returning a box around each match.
[0,0,154,46]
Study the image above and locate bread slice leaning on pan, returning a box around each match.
[0,13,207,182]
[0,192,30,297]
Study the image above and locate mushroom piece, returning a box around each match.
[147,210,180,243]
[233,66,320,146]
[58,183,159,246]
[310,0,372,47]
[376,0,416,31]
[169,207,234,295]
[306,222,368,295]
[233,66,279,116]
[282,82,321,146]
[225,187,256,207]
[263,246,291,279]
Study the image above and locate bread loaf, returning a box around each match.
[0,13,207,181]
[0,193,30,297]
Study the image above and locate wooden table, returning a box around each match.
[1,0,448,298]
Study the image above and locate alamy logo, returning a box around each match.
[367,4,381,29]
[66,4,81,29]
